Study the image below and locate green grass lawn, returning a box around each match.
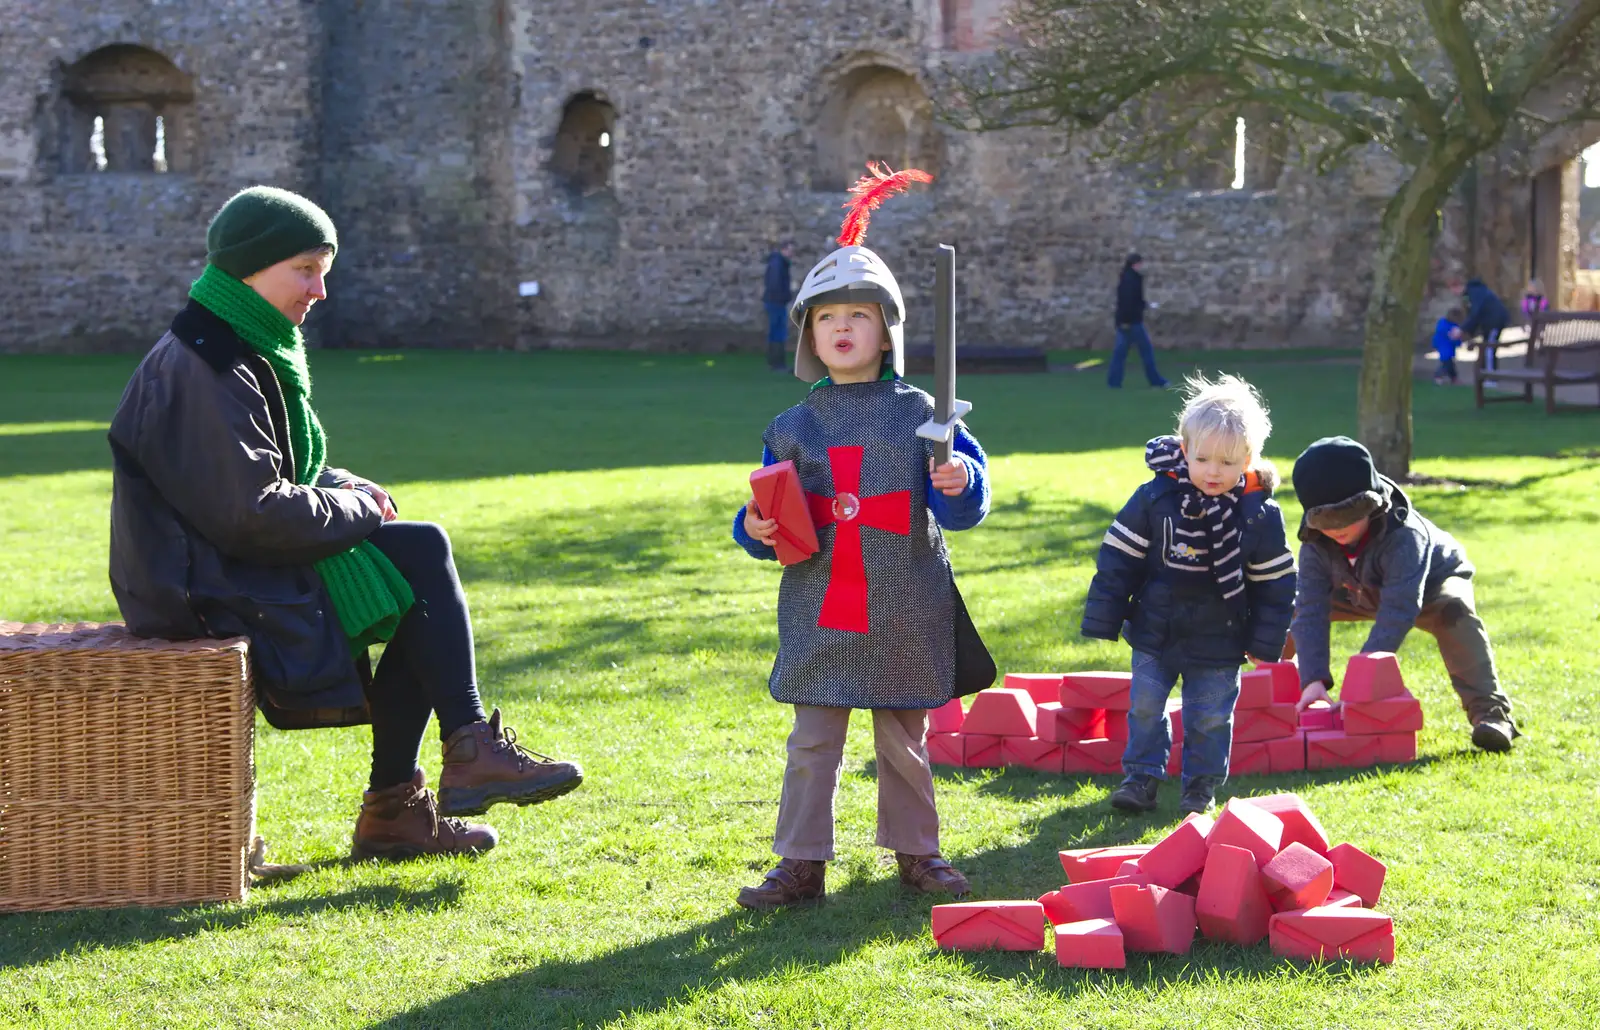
[1,349,1598,1029]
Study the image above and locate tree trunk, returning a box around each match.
[1357,156,1461,478]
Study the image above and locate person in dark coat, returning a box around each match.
[763,240,796,370]
[108,186,582,861]
[1108,253,1170,389]
[1448,276,1511,373]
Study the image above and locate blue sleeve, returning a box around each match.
[1361,527,1429,656]
[1081,486,1152,641]
[733,444,780,561]
[927,425,990,531]
[1289,541,1335,688]
[1242,502,1296,661]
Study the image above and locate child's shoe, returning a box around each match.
[1109,773,1161,813]
[736,858,826,909]
[1470,716,1518,753]
[896,852,970,897]
[1178,776,1220,816]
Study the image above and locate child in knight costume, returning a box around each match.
[731,167,994,910]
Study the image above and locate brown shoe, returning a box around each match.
[896,852,970,896]
[351,771,498,861]
[437,708,583,817]
[736,858,826,910]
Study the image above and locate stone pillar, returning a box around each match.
[318,0,517,348]
[1532,163,1564,304]
[103,103,157,172]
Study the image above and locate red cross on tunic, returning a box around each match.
[805,445,911,634]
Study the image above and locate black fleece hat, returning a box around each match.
[1292,436,1385,530]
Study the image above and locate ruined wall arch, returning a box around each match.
[550,90,617,196]
[809,56,942,191]
[57,43,193,174]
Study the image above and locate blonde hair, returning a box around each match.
[1176,373,1271,464]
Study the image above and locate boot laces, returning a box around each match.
[492,722,556,769]
[402,783,474,838]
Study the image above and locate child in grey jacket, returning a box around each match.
[1288,436,1518,752]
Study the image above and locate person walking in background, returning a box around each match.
[763,240,797,371]
[1521,277,1549,325]
[1108,253,1170,389]
[1448,275,1510,374]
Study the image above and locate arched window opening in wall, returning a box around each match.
[60,44,193,174]
[551,92,616,195]
[813,65,942,192]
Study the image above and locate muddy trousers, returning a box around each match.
[772,705,941,862]
[1319,576,1513,726]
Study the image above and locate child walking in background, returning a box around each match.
[1521,277,1549,325]
[731,166,993,909]
[1082,374,1296,816]
[1433,306,1463,385]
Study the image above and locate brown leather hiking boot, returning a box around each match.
[896,852,970,896]
[351,771,498,861]
[736,857,826,910]
[436,707,583,817]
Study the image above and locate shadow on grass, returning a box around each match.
[358,762,1431,1029]
[0,876,464,971]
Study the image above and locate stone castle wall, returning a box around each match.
[0,0,1457,355]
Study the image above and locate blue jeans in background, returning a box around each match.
[764,302,789,369]
[1108,323,1167,387]
[1122,650,1240,788]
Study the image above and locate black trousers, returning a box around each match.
[363,521,486,791]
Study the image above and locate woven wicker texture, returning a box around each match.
[0,622,255,911]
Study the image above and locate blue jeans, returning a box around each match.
[764,302,789,368]
[1122,650,1240,787]
[1107,323,1165,387]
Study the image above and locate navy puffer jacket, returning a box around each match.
[1082,462,1297,666]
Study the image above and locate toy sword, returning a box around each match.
[917,243,971,465]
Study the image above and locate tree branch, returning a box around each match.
[1421,0,1499,137]
[1495,0,1600,107]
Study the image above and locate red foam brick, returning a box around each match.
[1255,659,1303,704]
[1135,814,1214,889]
[1267,731,1307,772]
[1000,735,1064,772]
[1306,730,1381,769]
[1207,797,1284,867]
[1115,859,1150,881]
[1102,710,1130,742]
[1326,843,1386,908]
[1340,652,1406,703]
[1060,671,1133,711]
[1196,843,1272,946]
[1298,701,1342,731]
[1230,741,1270,775]
[1237,668,1276,709]
[1167,749,1182,778]
[1004,672,1066,705]
[1061,738,1122,775]
[932,901,1046,951]
[1060,845,1152,883]
[927,731,964,767]
[928,698,965,734]
[1343,696,1423,735]
[1375,732,1417,763]
[1109,883,1197,955]
[1245,794,1330,855]
[962,688,1038,737]
[1322,888,1363,909]
[1053,918,1126,969]
[1269,907,1394,964]
[1039,875,1143,923]
[1261,842,1335,912]
[961,733,1004,768]
[1234,704,1300,742]
[1037,702,1106,743]
[1167,699,1185,746]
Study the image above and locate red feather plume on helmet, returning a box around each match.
[836,162,934,248]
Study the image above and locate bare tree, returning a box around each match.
[949,0,1600,476]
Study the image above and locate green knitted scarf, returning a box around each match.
[190,264,412,653]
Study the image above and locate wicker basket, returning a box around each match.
[0,621,254,911]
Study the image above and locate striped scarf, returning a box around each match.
[1145,435,1247,608]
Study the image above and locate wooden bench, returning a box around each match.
[1474,312,1600,413]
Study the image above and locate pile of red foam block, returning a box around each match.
[931,793,1395,966]
[928,653,1422,776]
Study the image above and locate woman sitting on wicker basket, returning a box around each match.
[107,186,582,861]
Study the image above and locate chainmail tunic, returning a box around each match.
[762,379,955,710]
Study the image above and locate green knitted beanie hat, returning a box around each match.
[205,186,338,279]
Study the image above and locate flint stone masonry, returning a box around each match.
[0,0,1549,355]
